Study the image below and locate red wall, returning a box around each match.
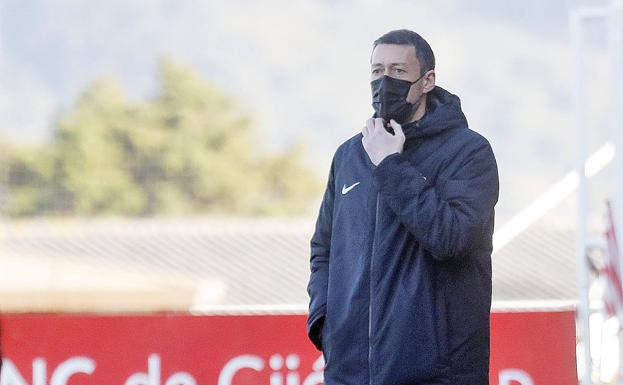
[0,309,577,385]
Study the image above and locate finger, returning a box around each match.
[374,118,384,133]
[389,119,404,137]
[366,118,374,135]
[362,124,370,138]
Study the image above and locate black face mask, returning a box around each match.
[371,73,426,125]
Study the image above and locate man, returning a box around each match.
[306,29,499,385]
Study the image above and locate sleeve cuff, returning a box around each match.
[372,152,429,195]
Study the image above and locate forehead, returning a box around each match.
[371,44,419,66]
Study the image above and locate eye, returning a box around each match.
[371,69,380,74]
[394,68,406,74]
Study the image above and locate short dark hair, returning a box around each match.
[373,29,435,75]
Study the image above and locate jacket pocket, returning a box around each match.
[321,316,330,364]
[307,314,325,352]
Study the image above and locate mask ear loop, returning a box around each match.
[409,72,427,85]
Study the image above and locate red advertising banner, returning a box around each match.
[0,309,577,385]
[489,309,578,385]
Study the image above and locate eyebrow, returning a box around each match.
[371,62,408,67]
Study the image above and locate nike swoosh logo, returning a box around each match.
[341,182,361,195]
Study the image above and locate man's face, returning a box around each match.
[370,44,426,105]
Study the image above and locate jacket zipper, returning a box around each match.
[368,191,380,385]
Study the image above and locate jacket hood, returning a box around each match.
[373,85,468,142]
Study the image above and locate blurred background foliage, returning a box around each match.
[3,58,322,217]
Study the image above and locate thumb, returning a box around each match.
[389,119,404,137]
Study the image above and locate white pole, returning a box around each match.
[609,0,623,286]
[571,9,594,385]
[608,1,623,384]
[0,0,6,248]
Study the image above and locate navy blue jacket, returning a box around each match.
[306,86,499,385]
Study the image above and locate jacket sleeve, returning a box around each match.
[371,137,499,262]
[306,155,336,351]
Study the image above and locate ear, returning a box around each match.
[422,70,436,93]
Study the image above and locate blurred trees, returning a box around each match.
[4,59,322,217]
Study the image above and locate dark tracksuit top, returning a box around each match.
[306,85,500,385]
